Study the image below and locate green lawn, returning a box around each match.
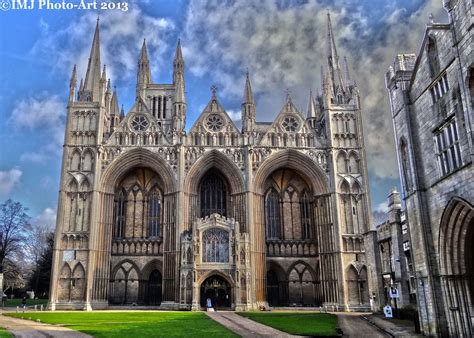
[2,298,48,308]
[7,311,237,338]
[0,328,11,338]
[238,311,339,336]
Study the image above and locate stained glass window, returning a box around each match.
[200,172,227,217]
[202,228,229,263]
[265,188,281,239]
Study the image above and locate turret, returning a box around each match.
[136,39,152,100]
[306,90,319,129]
[241,71,256,135]
[109,88,120,132]
[78,18,102,103]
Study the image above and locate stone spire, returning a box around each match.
[172,40,186,133]
[69,65,77,103]
[110,88,119,115]
[136,39,152,99]
[80,18,102,102]
[307,90,317,119]
[242,71,256,134]
[343,56,350,87]
[173,39,184,85]
[326,12,345,97]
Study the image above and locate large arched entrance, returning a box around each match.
[439,197,474,337]
[200,275,231,309]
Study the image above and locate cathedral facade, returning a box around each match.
[49,15,376,311]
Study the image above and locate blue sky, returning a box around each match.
[0,0,447,227]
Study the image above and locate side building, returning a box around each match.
[385,0,473,336]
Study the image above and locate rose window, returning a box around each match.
[206,114,224,132]
[282,116,299,132]
[131,115,149,131]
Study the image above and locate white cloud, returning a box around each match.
[30,7,175,84]
[226,109,241,122]
[182,0,447,179]
[9,94,66,162]
[0,168,22,195]
[32,207,57,230]
[374,200,389,213]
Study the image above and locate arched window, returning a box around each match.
[300,191,313,239]
[202,228,229,263]
[200,171,227,217]
[114,188,127,238]
[427,36,440,78]
[265,188,281,239]
[148,187,161,237]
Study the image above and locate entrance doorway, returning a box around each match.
[146,269,162,305]
[200,275,231,309]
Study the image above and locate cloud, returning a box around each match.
[32,207,57,230]
[374,200,389,213]
[30,6,175,85]
[182,0,447,179]
[226,109,242,122]
[0,168,22,195]
[9,94,66,162]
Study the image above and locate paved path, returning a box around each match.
[337,313,390,338]
[206,311,300,337]
[0,313,92,338]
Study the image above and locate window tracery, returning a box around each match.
[202,228,229,263]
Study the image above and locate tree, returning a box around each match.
[27,232,54,296]
[0,199,31,272]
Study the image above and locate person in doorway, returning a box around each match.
[206,297,213,311]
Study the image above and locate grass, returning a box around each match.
[2,298,48,308]
[7,311,238,338]
[0,328,11,338]
[238,311,339,336]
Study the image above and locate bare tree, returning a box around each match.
[0,199,31,272]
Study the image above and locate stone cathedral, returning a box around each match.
[49,15,376,311]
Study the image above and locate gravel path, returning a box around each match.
[0,313,92,338]
[206,311,300,337]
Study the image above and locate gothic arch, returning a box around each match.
[336,151,348,173]
[141,259,163,280]
[254,149,328,195]
[197,269,235,287]
[100,148,176,194]
[111,259,142,280]
[82,148,94,171]
[438,197,474,337]
[184,149,244,194]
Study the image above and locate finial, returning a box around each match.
[285,88,291,100]
[210,85,218,97]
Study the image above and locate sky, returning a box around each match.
[0,0,448,228]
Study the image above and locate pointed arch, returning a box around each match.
[82,148,94,171]
[184,149,244,194]
[254,149,328,195]
[100,148,176,194]
[336,151,347,173]
[438,197,474,337]
[70,149,81,171]
[348,151,359,174]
